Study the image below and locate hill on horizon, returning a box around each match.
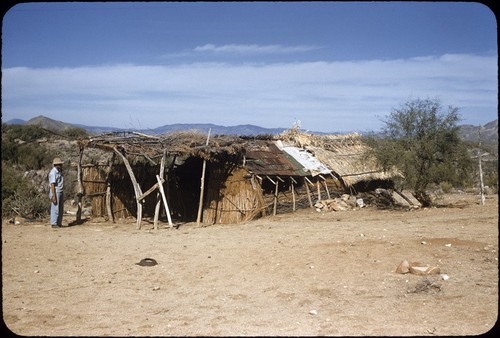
[3,115,304,136]
[3,115,498,144]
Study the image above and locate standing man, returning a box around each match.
[49,157,64,228]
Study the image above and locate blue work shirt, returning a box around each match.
[49,167,64,193]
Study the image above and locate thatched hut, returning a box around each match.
[74,129,402,229]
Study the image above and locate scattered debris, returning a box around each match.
[357,188,422,209]
[314,197,351,211]
[395,260,441,275]
[395,259,410,274]
[409,265,441,275]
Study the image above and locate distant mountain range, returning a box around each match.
[3,115,300,136]
[3,115,498,146]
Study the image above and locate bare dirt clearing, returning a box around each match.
[2,193,498,336]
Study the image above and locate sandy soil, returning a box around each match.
[2,193,498,336]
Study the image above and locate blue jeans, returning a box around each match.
[50,191,64,226]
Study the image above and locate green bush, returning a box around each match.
[17,143,55,170]
[365,98,474,195]
[1,164,48,219]
[1,124,51,143]
[2,124,56,169]
[1,164,19,201]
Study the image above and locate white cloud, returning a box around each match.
[193,43,319,55]
[2,53,497,132]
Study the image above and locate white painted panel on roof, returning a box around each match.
[281,145,331,176]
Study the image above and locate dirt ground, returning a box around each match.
[2,193,498,336]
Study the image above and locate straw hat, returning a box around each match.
[53,157,64,165]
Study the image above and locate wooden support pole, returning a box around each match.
[266,175,276,185]
[479,154,485,205]
[290,177,296,212]
[316,180,321,202]
[304,177,313,208]
[273,178,279,216]
[114,147,144,230]
[166,154,176,213]
[156,175,173,226]
[254,175,266,217]
[138,180,164,202]
[76,146,85,224]
[154,150,167,229]
[304,176,314,187]
[478,127,486,205]
[196,129,211,226]
[265,176,279,215]
[319,174,331,199]
[105,153,116,223]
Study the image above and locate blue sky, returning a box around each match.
[1,1,497,133]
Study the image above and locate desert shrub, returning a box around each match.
[16,143,55,170]
[483,169,498,193]
[2,124,56,169]
[2,124,51,143]
[439,181,453,193]
[1,164,19,201]
[1,164,48,219]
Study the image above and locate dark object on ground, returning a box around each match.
[136,258,158,266]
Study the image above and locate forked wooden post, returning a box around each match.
[196,129,211,226]
[105,153,116,223]
[113,147,144,229]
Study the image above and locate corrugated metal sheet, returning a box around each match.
[276,141,331,177]
[244,140,304,176]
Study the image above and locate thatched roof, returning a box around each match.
[279,130,403,186]
[78,131,249,163]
